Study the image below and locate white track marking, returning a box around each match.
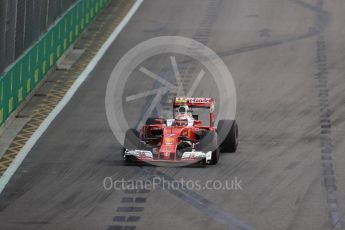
[0,0,144,194]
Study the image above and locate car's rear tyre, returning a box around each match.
[145,117,166,125]
[196,132,220,165]
[217,120,238,153]
[123,129,141,162]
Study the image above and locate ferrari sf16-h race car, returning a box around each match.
[123,97,238,165]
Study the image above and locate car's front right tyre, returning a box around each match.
[217,120,238,153]
[196,132,220,165]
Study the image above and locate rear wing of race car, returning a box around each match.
[173,97,215,126]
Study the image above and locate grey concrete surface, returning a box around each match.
[56,49,85,71]
[0,0,345,229]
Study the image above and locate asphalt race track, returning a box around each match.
[1,0,345,229]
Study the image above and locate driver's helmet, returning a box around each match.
[176,105,192,121]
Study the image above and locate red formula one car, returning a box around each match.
[123,97,238,165]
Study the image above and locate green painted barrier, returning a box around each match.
[0,0,110,127]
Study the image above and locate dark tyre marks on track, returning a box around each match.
[160,0,223,114]
[141,167,256,230]
[108,188,150,230]
[214,0,329,59]
[313,0,343,229]
[126,0,257,229]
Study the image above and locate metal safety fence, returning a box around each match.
[0,0,77,73]
[0,0,111,126]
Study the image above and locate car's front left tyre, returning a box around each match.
[123,129,140,162]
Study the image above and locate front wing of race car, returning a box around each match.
[124,149,212,163]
